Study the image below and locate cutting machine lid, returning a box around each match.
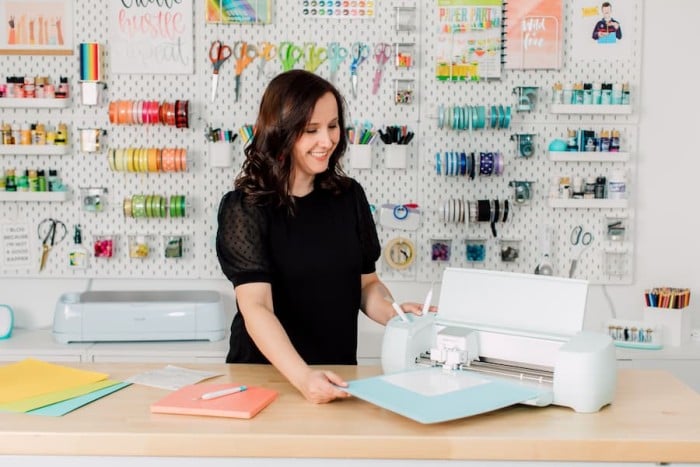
[436,268,588,339]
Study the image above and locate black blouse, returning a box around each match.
[216,179,380,365]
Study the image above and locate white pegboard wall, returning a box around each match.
[0,0,640,285]
[411,0,641,285]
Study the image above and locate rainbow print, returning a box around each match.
[79,42,101,82]
[206,0,271,24]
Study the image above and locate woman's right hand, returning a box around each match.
[295,369,351,404]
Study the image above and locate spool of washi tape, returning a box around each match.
[79,42,101,82]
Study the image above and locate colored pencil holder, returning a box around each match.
[643,306,693,347]
[209,141,234,167]
[348,144,373,169]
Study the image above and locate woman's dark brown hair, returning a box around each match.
[235,70,350,211]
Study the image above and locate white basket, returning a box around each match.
[384,144,408,169]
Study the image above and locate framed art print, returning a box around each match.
[0,0,73,55]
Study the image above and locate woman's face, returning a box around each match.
[290,92,340,195]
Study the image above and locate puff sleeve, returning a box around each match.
[216,190,272,287]
[352,181,381,274]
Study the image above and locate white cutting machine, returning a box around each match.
[381,268,616,413]
[53,290,227,343]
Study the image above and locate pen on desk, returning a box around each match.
[391,302,409,323]
[196,385,247,401]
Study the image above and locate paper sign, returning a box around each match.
[1,222,31,269]
[109,0,193,74]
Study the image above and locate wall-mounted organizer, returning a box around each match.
[0,0,640,285]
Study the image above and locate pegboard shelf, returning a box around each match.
[0,145,71,156]
[0,191,71,202]
[0,98,71,109]
[548,198,629,209]
[549,151,630,162]
[550,104,632,115]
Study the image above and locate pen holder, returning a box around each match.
[80,128,105,153]
[347,144,373,169]
[209,141,234,167]
[643,306,693,347]
[384,144,408,169]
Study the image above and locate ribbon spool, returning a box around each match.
[473,199,509,237]
[384,237,416,270]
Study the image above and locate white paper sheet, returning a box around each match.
[125,365,222,391]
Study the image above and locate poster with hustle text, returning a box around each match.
[504,0,562,69]
[109,0,193,74]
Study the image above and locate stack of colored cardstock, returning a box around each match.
[0,358,130,416]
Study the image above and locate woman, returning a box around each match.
[216,70,426,403]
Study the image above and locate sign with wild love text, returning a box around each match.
[109,0,193,74]
[504,0,563,69]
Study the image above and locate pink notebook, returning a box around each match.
[150,383,278,419]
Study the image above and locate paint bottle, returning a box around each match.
[68,225,89,269]
[57,77,69,98]
[583,83,593,105]
[17,170,29,192]
[56,122,68,145]
[566,129,578,151]
[562,83,573,104]
[34,123,46,145]
[28,170,38,192]
[599,129,611,152]
[621,83,630,105]
[1,123,12,144]
[610,130,620,152]
[595,176,607,199]
[5,168,17,192]
[573,83,584,104]
[551,82,563,104]
[592,82,602,104]
[37,169,47,192]
[612,83,623,105]
[19,123,31,145]
[23,77,35,98]
[601,83,612,105]
[48,169,64,191]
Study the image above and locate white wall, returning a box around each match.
[583,0,700,331]
[1,0,698,352]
